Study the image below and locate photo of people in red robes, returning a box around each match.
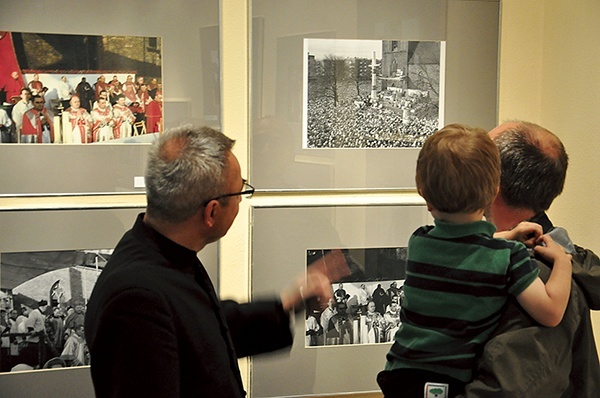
[0,31,163,144]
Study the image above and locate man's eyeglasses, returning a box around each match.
[203,180,255,206]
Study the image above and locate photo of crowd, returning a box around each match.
[305,247,407,347]
[0,249,111,372]
[306,281,404,347]
[0,31,163,144]
[304,39,442,149]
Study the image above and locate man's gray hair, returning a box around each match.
[145,125,235,223]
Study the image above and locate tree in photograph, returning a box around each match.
[413,66,438,97]
[350,57,371,98]
[351,57,362,98]
[320,55,350,107]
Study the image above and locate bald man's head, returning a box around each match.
[490,121,568,213]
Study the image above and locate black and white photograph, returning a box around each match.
[251,204,430,396]
[0,249,111,372]
[0,31,163,145]
[303,38,443,149]
[305,247,407,347]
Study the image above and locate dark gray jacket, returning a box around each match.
[464,213,600,397]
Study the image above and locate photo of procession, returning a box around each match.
[0,31,163,144]
[304,38,442,149]
[0,249,112,372]
[305,247,407,347]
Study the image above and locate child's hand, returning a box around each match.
[516,233,572,327]
[534,234,573,265]
[494,221,542,247]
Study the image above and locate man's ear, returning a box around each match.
[202,200,218,228]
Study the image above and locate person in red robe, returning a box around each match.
[27,73,48,103]
[112,95,135,139]
[64,95,93,143]
[21,94,53,143]
[137,83,151,112]
[122,75,137,105]
[3,71,23,104]
[108,75,120,88]
[94,75,109,100]
[91,97,114,142]
[145,91,163,133]
[27,74,43,95]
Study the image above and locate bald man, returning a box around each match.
[465,121,600,397]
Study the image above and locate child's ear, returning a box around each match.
[425,201,434,212]
[417,188,433,211]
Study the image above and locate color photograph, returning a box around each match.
[0,31,163,144]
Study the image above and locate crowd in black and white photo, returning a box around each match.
[306,281,403,347]
[0,294,89,371]
[306,94,438,149]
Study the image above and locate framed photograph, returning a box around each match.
[251,0,500,191]
[305,248,407,348]
[1,248,111,372]
[0,0,220,195]
[0,207,140,375]
[303,39,443,149]
[1,31,164,145]
[251,203,431,397]
[0,209,218,376]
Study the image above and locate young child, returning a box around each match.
[377,124,572,397]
